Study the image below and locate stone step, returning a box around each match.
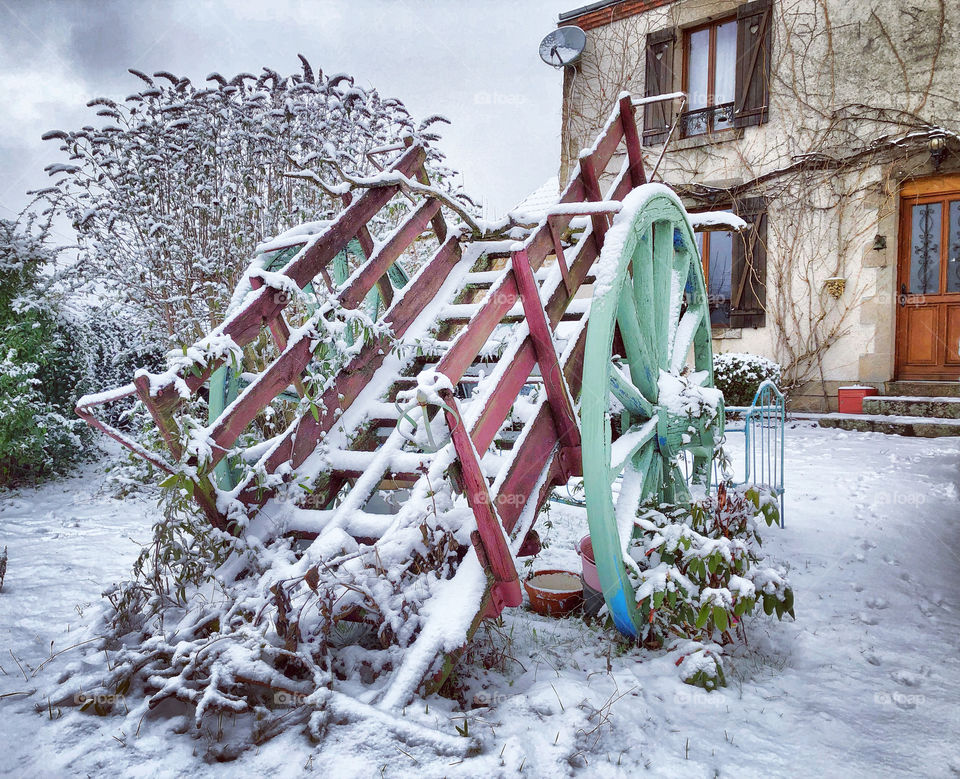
[884,380,960,398]
[818,413,960,437]
[862,396,960,419]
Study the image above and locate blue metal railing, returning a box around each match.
[724,379,786,526]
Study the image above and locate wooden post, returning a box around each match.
[578,154,608,246]
[619,93,648,188]
[248,275,307,398]
[438,388,521,615]
[547,218,574,297]
[511,249,581,451]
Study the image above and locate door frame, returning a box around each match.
[894,173,960,381]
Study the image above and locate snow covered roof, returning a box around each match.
[511,176,560,221]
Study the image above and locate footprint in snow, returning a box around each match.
[864,652,882,666]
[891,669,923,687]
[859,612,880,625]
[851,583,864,593]
[866,597,889,610]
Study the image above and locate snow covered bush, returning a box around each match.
[0,217,90,486]
[713,352,783,407]
[627,484,793,689]
[36,58,463,344]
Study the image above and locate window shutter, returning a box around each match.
[729,197,767,328]
[734,0,772,128]
[643,28,676,145]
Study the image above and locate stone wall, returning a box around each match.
[559,0,960,407]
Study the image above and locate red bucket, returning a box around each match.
[838,385,877,414]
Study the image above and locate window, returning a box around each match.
[908,199,960,295]
[683,18,737,137]
[642,0,773,144]
[697,230,734,325]
[693,198,768,329]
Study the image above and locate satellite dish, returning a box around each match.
[539,26,587,68]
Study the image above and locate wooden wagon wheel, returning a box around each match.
[581,189,723,638]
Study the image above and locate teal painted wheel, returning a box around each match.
[581,190,723,638]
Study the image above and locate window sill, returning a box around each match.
[711,327,742,339]
[672,127,744,151]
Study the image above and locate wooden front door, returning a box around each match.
[895,175,960,380]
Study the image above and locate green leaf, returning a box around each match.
[159,474,180,489]
[713,606,728,632]
[783,588,794,614]
[653,591,665,609]
[695,604,711,629]
[763,594,775,615]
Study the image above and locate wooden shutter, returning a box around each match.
[643,28,676,145]
[730,197,767,328]
[734,0,772,128]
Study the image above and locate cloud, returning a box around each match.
[0,0,567,217]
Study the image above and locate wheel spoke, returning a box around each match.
[610,417,657,483]
[610,363,653,419]
[669,461,692,504]
[692,454,712,488]
[615,458,647,562]
[640,450,663,502]
[633,231,656,360]
[665,248,692,367]
[652,221,674,369]
[669,306,703,374]
[616,284,658,402]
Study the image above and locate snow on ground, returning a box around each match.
[1,423,959,777]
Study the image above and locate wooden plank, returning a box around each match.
[403,136,448,243]
[144,145,430,414]
[133,373,184,460]
[206,336,314,468]
[436,272,520,382]
[591,110,627,176]
[439,388,521,614]
[471,340,538,453]
[249,275,307,398]
[579,155,608,245]
[284,145,427,289]
[511,249,581,449]
[496,325,588,535]
[547,219,574,296]
[619,93,647,187]
[287,236,462,469]
[338,198,441,310]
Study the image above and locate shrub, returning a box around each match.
[0,218,91,486]
[713,352,783,406]
[626,484,793,689]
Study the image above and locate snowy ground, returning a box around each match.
[1,422,959,777]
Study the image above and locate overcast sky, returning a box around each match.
[0,0,572,241]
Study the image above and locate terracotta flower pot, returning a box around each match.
[524,569,583,617]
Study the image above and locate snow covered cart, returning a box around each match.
[77,94,728,710]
